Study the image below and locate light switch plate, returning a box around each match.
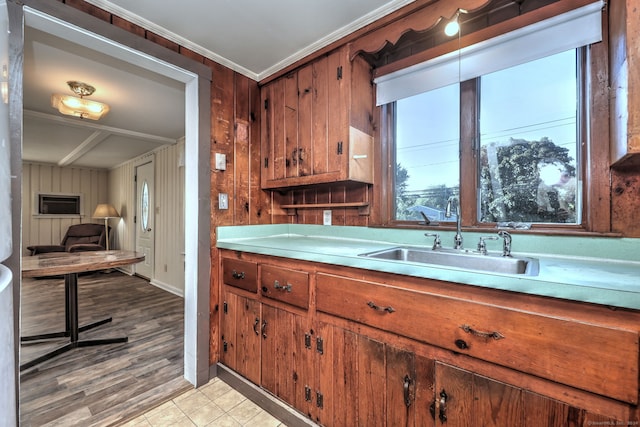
[215,153,226,170]
[323,210,332,226]
[219,193,229,210]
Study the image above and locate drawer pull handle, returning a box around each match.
[261,319,268,339]
[367,301,395,313]
[232,270,245,280]
[274,280,292,292]
[460,324,505,340]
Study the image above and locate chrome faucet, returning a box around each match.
[477,235,499,255]
[446,196,463,249]
[497,230,512,257]
[424,233,441,250]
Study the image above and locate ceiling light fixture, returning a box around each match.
[51,81,110,120]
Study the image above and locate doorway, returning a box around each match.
[14,0,212,388]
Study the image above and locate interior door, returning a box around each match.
[135,161,154,279]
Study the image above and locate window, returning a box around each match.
[395,84,459,222]
[479,50,579,224]
[392,49,581,226]
[141,180,149,231]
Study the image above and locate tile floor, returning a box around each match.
[121,377,288,427]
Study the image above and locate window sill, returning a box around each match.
[370,223,622,238]
[33,214,84,219]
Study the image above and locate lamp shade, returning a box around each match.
[92,203,120,219]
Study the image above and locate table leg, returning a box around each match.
[20,272,128,371]
[21,275,116,342]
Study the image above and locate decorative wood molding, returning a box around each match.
[373,0,597,79]
[349,0,492,59]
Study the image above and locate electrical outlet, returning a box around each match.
[215,153,226,170]
[323,210,332,226]
[219,193,229,210]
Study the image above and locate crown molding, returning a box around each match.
[84,0,258,79]
[85,0,414,81]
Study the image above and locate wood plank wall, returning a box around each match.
[21,162,108,255]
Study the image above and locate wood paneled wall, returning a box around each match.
[21,162,108,255]
[207,62,270,235]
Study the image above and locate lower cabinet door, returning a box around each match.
[220,291,261,384]
[261,303,312,410]
[316,322,436,427]
[434,362,626,427]
[236,296,261,384]
[386,346,435,427]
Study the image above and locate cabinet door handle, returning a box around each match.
[261,319,268,339]
[367,301,395,313]
[253,317,260,335]
[403,375,412,407]
[460,324,505,340]
[232,270,245,280]
[438,389,448,423]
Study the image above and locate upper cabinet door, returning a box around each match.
[261,45,374,190]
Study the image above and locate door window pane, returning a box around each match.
[479,50,579,224]
[395,84,460,221]
[141,180,149,231]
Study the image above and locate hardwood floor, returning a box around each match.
[19,271,191,426]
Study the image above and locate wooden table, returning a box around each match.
[21,250,144,371]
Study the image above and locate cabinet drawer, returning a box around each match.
[260,265,309,309]
[222,258,258,292]
[316,273,639,404]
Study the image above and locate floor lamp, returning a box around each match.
[92,203,120,251]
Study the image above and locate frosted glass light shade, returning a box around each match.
[51,94,110,120]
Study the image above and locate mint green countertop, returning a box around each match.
[217,225,640,310]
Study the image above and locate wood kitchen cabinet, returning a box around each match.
[434,362,624,426]
[220,252,317,414]
[217,250,640,426]
[220,290,261,384]
[220,285,313,410]
[260,45,374,189]
[316,323,435,427]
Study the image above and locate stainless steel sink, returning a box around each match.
[359,246,539,276]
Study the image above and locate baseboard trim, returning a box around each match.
[149,279,184,297]
[215,363,318,427]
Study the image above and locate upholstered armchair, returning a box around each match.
[27,223,109,255]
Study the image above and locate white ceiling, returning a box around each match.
[86,0,414,80]
[23,0,413,169]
